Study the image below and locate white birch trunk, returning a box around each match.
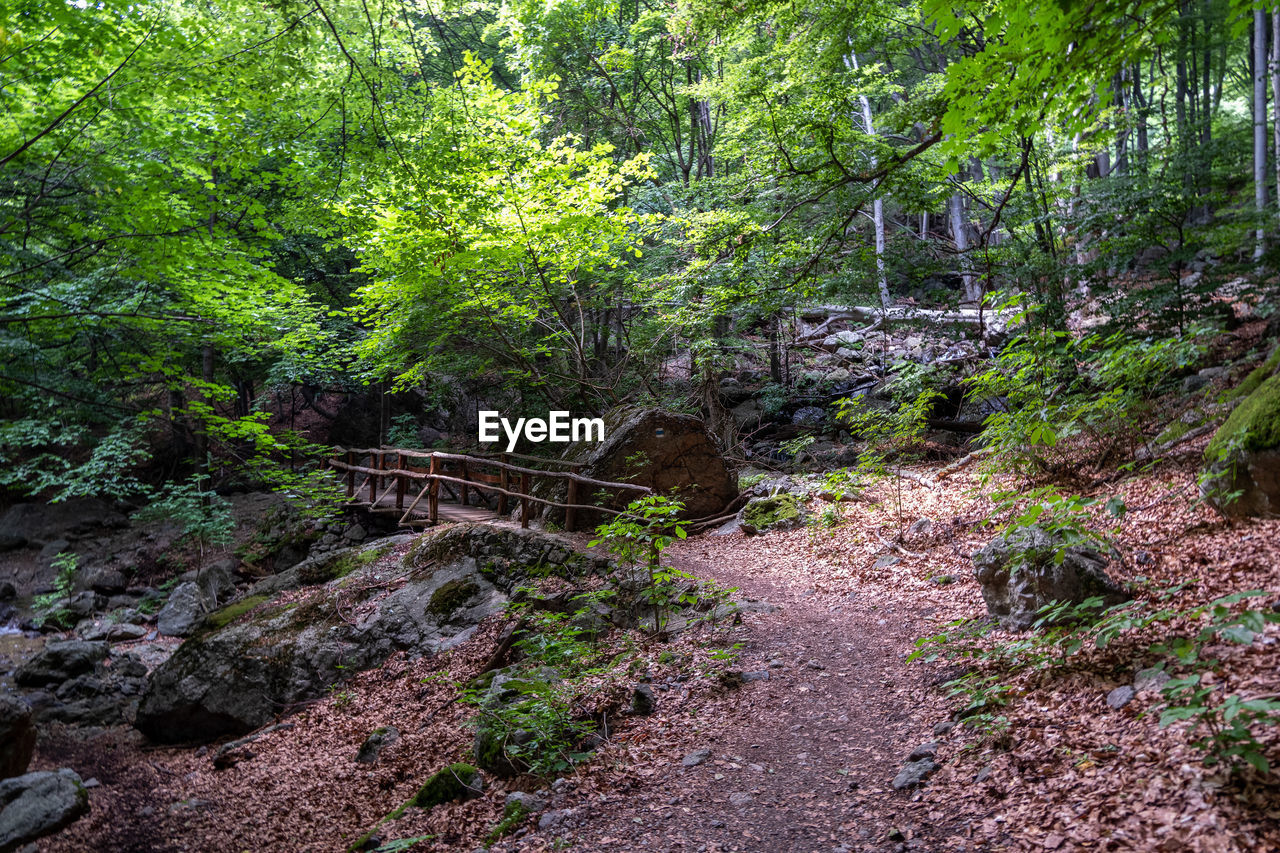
[1271,9,1280,230]
[848,52,891,313]
[1256,9,1269,260]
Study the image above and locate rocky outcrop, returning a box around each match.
[14,641,106,688]
[1202,372,1280,517]
[973,525,1128,630]
[136,525,611,744]
[542,407,736,523]
[0,769,89,852]
[14,642,149,727]
[738,495,807,535]
[0,695,35,780]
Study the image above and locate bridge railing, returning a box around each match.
[328,447,650,531]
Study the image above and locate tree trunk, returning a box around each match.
[949,191,979,303]
[848,52,891,312]
[1256,9,1269,261]
[1271,9,1280,230]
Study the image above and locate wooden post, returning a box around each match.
[497,454,509,515]
[460,460,469,507]
[367,451,378,504]
[519,471,530,529]
[429,454,439,524]
[345,450,355,497]
[395,452,405,510]
[565,478,578,533]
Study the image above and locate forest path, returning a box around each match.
[553,533,974,853]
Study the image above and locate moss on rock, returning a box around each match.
[203,595,270,631]
[408,762,482,810]
[1228,344,1280,401]
[298,544,386,585]
[428,578,479,616]
[741,495,802,533]
[1155,420,1191,446]
[1209,372,1280,455]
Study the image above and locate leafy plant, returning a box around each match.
[385,413,419,447]
[590,495,687,635]
[835,387,939,530]
[32,551,79,630]
[780,434,815,458]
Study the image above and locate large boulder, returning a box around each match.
[136,525,611,744]
[973,525,1128,630]
[13,641,106,688]
[155,583,207,637]
[543,407,736,524]
[0,695,35,780]
[1202,372,1280,517]
[0,769,89,852]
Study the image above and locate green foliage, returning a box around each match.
[1207,372,1280,456]
[590,496,687,634]
[32,552,79,630]
[386,414,420,448]
[966,301,1207,476]
[469,672,598,777]
[132,477,234,562]
[488,801,532,843]
[910,587,1280,775]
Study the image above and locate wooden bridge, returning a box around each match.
[328,447,651,530]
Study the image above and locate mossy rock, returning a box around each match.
[1208,372,1280,455]
[406,762,482,810]
[298,544,385,585]
[1203,372,1280,517]
[740,495,805,534]
[487,801,531,843]
[203,595,271,631]
[1227,343,1280,401]
[1155,420,1191,446]
[428,578,480,616]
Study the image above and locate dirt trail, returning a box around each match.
[547,537,974,853]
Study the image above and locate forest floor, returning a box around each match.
[29,430,1280,853]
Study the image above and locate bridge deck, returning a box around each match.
[362,488,501,525]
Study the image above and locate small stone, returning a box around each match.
[932,721,955,736]
[768,659,785,669]
[907,742,937,761]
[1182,374,1210,393]
[728,792,753,807]
[907,518,934,539]
[974,765,992,783]
[873,555,900,569]
[932,575,954,586]
[1134,667,1170,694]
[538,808,576,830]
[355,726,400,764]
[742,670,770,682]
[710,819,726,828]
[630,684,656,716]
[1107,686,1135,709]
[505,791,546,813]
[805,660,824,670]
[681,749,711,768]
[892,758,938,790]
